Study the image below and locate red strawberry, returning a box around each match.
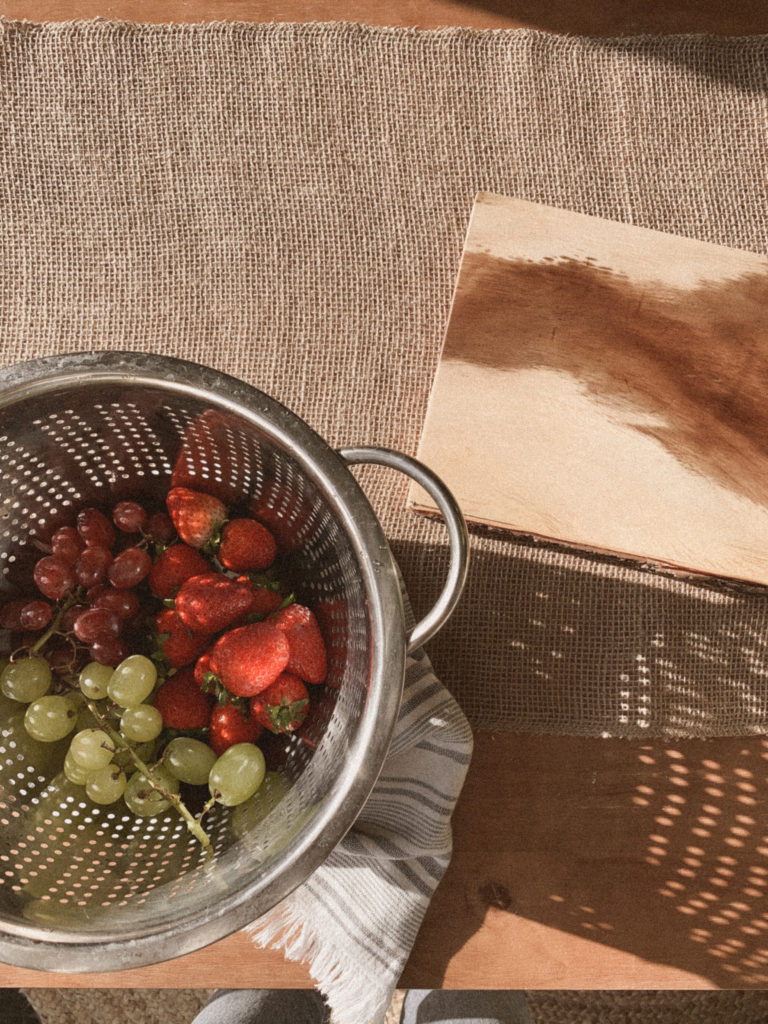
[166,487,227,551]
[194,649,214,689]
[208,702,263,756]
[155,607,212,668]
[251,672,309,734]
[272,603,327,684]
[218,518,277,572]
[174,573,256,634]
[250,587,284,616]
[153,667,212,730]
[209,621,289,697]
[148,543,210,599]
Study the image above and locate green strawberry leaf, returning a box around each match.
[247,571,282,591]
[200,672,249,716]
[267,697,309,733]
[201,518,227,558]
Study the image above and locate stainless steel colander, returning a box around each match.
[0,351,468,973]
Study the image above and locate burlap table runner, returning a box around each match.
[2,20,768,739]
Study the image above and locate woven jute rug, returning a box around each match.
[2,20,768,741]
[525,990,768,1023]
[20,988,768,1023]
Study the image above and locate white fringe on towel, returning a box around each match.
[248,646,474,1024]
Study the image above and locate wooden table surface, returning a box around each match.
[2,0,768,995]
[1,0,768,35]
[4,731,768,990]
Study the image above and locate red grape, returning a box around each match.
[93,586,140,620]
[89,637,130,666]
[51,526,85,565]
[19,600,53,631]
[73,607,122,644]
[108,547,151,588]
[74,545,113,587]
[112,501,148,533]
[0,599,27,631]
[33,556,76,600]
[146,511,175,545]
[61,603,88,632]
[76,508,116,549]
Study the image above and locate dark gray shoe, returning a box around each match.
[193,989,330,1024]
[400,990,534,1024]
[2,990,41,1024]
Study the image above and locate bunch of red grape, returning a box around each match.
[0,502,172,671]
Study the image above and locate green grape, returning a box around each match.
[112,739,155,773]
[85,763,128,805]
[1,656,52,703]
[163,737,217,786]
[231,770,291,838]
[75,699,102,732]
[79,661,113,700]
[120,704,163,743]
[68,728,116,771]
[209,742,266,807]
[63,747,91,785]
[123,764,179,817]
[107,655,157,707]
[2,711,69,780]
[0,684,22,722]
[24,695,78,742]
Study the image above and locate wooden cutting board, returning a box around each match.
[411,193,768,585]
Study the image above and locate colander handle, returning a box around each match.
[338,446,469,653]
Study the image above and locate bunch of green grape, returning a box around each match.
[0,651,268,841]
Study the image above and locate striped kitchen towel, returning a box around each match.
[247,642,474,1024]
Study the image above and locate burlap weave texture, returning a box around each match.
[1,20,768,738]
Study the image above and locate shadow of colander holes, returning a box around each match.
[393,535,768,738]
[637,742,768,982]
[497,738,768,988]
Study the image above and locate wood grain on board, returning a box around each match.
[411,193,768,586]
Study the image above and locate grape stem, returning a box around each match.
[29,593,79,656]
[86,701,212,850]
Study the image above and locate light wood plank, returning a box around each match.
[412,194,768,586]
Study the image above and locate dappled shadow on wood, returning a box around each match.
[401,731,768,988]
[450,0,768,40]
[392,527,768,986]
